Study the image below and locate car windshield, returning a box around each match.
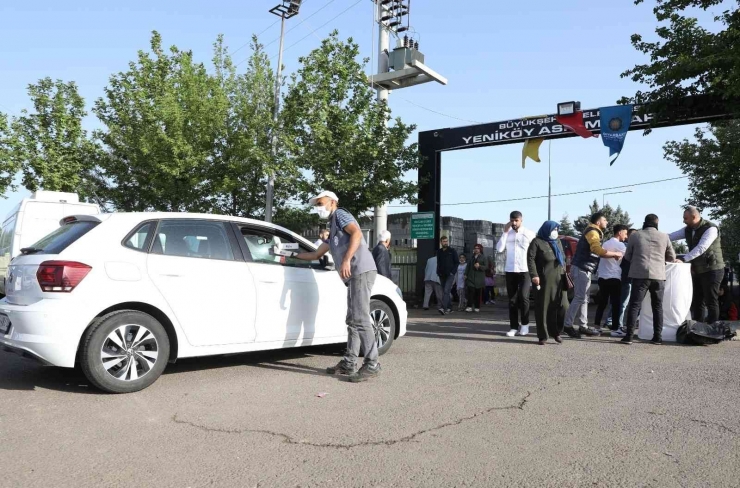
[26,221,99,255]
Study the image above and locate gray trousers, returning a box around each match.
[345,271,378,368]
[565,266,592,328]
[423,281,443,308]
[441,274,456,310]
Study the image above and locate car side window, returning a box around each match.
[240,227,318,269]
[152,220,235,261]
[124,221,155,252]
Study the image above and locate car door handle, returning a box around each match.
[160,274,184,278]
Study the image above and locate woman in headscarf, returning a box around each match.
[527,221,570,344]
[465,244,490,312]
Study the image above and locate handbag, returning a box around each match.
[564,272,574,290]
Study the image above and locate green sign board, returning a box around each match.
[410,212,435,239]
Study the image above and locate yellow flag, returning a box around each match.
[521,138,544,168]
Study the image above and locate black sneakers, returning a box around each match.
[620,336,633,345]
[578,326,601,337]
[563,327,581,339]
[326,360,355,375]
[348,363,381,383]
[650,336,663,345]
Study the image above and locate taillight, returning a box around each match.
[36,261,92,292]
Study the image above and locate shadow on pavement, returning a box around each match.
[0,344,345,393]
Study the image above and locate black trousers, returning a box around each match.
[691,269,723,324]
[625,278,665,339]
[467,286,482,309]
[505,272,531,329]
[594,278,623,329]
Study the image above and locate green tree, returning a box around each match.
[620,0,740,118]
[9,78,98,196]
[663,121,740,219]
[575,200,633,240]
[621,1,740,221]
[281,31,421,218]
[558,213,578,237]
[93,31,227,212]
[672,241,688,254]
[0,112,18,196]
[209,34,305,223]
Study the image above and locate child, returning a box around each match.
[484,268,496,305]
[456,254,468,311]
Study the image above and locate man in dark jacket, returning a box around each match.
[372,230,393,280]
[564,212,623,338]
[436,235,459,315]
[669,206,725,323]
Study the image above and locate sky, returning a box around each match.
[0,0,724,234]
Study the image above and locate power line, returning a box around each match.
[387,176,689,208]
[231,0,318,56]
[398,97,483,124]
[261,0,337,49]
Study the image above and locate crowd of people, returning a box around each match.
[426,207,734,346]
[297,189,734,384]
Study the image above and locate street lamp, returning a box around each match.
[557,101,581,116]
[265,0,302,223]
[603,190,632,208]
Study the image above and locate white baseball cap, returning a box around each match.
[308,190,339,205]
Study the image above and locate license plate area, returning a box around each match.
[0,314,11,335]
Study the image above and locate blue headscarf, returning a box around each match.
[537,220,565,267]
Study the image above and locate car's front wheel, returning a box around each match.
[370,299,396,356]
[80,310,170,394]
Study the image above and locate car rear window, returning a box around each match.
[26,221,99,255]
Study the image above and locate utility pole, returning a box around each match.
[265,0,301,223]
[373,0,390,244]
[547,141,552,220]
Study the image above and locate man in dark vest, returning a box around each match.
[294,190,381,382]
[669,206,725,323]
[564,212,624,338]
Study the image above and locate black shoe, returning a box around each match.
[553,336,563,344]
[564,327,581,339]
[326,360,355,375]
[438,308,446,315]
[650,337,663,345]
[579,326,601,337]
[620,336,633,345]
[348,363,381,383]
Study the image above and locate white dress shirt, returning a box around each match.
[496,226,536,273]
[668,226,719,262]
[597,238,626,280]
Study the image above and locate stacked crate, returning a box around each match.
[440,217,465,254]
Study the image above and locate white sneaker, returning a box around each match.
[611,327,627,338]
[465,307,473,312]
[474,308,480,313]
[517,325,530,336]
[506,329,517,337]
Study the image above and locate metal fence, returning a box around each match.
[391,250,417,297]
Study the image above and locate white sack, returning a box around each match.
[638,263,693,342]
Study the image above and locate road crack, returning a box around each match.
[689,418,738,435]
[171,390,534,450]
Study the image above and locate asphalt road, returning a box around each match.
[1,304,738,487]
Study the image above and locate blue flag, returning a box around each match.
[600,105,633,165]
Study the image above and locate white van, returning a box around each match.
[0,191,100,295]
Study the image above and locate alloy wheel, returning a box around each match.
[100,324,159,381]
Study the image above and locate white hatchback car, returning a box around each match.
[0,213,407,393]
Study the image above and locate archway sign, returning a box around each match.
[414,94,736,298]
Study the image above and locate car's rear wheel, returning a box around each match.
[80,311,170,394]
[370,299,395,356]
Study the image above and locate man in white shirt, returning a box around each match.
[422,256,443,310]
[668,206,725,323]
[496,211,537,337]
[593,225,628,332]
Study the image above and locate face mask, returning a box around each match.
[550,230,559,240]
[316,206,332,220]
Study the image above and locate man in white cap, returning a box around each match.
[294,191,381,382]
